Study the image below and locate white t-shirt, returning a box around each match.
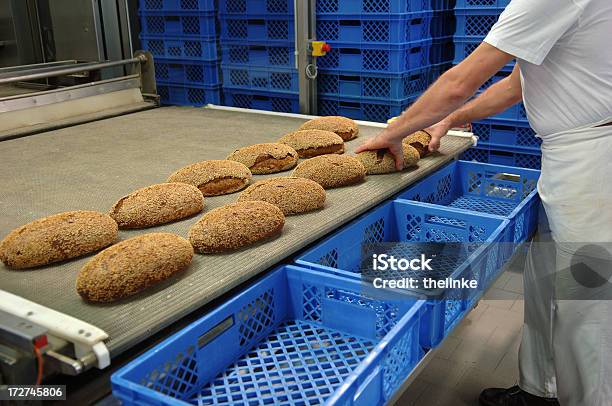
[484,0,612,136]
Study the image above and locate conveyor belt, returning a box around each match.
[0,107,472,358]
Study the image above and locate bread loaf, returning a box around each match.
[402,130,432,158]
[237,177,326,215]
[226,143,298,174]
[292,155,366,189]
[278,129,344,158]
[76,233,193,302]
[356,145,420,175]
[0,211,118,269]
[167,160,252,196]
[298,116,359,141]
[189,201,285,253]
[110,183,203,229]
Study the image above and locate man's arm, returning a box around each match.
[355,42,515,169]
[427,64,523,151]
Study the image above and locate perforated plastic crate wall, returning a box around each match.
[219,16,294,43]
[396,160,540,256]
[221,43,293,67]
[318,68,431,100]
[317,40,432,73]
[316,0,432,14]
[318,95,417,123]
[296,200,509,347]
[431,10,456,37]
[317,12,433,44]
[112,265,426,406]
[455,0,510,8]
[139,11,217,38]
[219,0,294,14]
[155,60,220,86]
[472,119,541,150]
[455,8,503,37]
[141,35,219,60]
[158,83,221,106]
[223,88,299,113]
[461,146,542,170]
[222,66,298,92]
[453,37,515,69]
[139,0,216,12]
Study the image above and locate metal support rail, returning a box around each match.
[0,55,147,85]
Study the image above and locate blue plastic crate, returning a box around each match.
[221,42,294,67]
[318,68,431,100]
[158,83,221,106]
[431,10,456,37]
[455,8,503,37]
[455,0,510,8]
[223,88,299,112]
[219,0,294,13]
[318,95,416,122]
[430,37,454,64]
[395,160,540,248]
[461,145,542,170]
[296,200,510,348]
[138,0,216,12]
[140,35,219,60]
[472,118,541,150]
[139,11,217,38]
[317,12,432,44]
[318,40,432,73]
[222,65,298,92]
[112,265,426,406]
[317,0,431,14]
[155,59,220,85]
[453,36,515,69]
[431,0,456,9]
[219,15,294,43]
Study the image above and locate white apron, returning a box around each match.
[519,119,612,406]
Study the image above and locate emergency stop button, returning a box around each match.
[312,41,331,57]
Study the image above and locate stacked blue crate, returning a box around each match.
[315,0,457,122]
[138,0,222,106]
[452,0,542,169]
[218,0,299,113]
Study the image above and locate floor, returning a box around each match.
[395,248,528,406]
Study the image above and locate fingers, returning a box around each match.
[354,138,381,154]
[429,135,442,152]
[389,144,404,171]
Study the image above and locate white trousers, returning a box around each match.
[518,122,612,406]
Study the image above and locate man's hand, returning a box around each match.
[354,131,405,171]
[425,119,452,152]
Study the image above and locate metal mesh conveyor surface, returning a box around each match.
[0,107,472,358]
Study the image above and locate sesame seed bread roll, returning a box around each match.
[237,177,326,215]
[278,129,344,158]
[292,154,366,189]
[109,183,203,229]
[76,233,193,303]
[226,143,298,175]
[298,116,359,141]
[189,201,285,254]
[167,160,252,196]
[402,130,432,158]
[0,211,118,269]
[356,145,420,175]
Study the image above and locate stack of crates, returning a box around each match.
[453,0,542,169]
[313,0,457,123]
[138,0,222,106]
[218,0,299,113]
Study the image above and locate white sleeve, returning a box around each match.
[484,0,584,65]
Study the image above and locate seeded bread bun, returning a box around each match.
[189,201,284,253]
[0,211,118,269]
[227,143,299,174]
[292,155,366,189]
[76,233,193,302]
[237,177,326,215]
[356,145,420,175]
[167,160,252,196]
[278,130,344,158]
[402,130,432,158]
[298,116,359,141]
[110,183,203,229]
